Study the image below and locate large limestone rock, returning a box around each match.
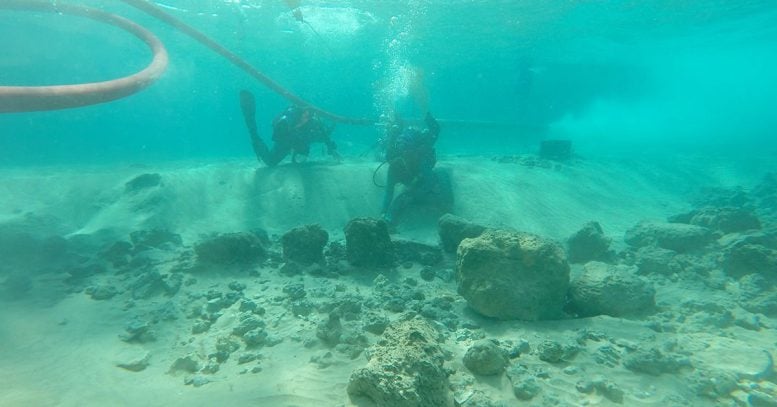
[347,318,453,407]
[624,221,714,253]
[720,232,777,278]
[567,261,655,318]
[724,242,777,278]
[438,214,486,253]
[344,218,394,267]
[687,207,761,234]
[566,221,611,264]
[281,224,328,265]
[456,230,569,320]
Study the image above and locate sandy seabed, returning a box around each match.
[0,153,775,406]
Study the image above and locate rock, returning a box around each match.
[594,379,624,403]
[685,207,761,234]
[722,241,777,277]
[228,281,246,291]
[438,214,486,253]
[243,328,268,347]
[537,340,579,363]
[232,313,265,336]
[164,273,183,296]
[393,239,443,266]
[347,318,453,407]
[205,293,234,313]
[115,349,151,372]
[733,310,763,331]
[690,186,752,209]
[567,221,611,263]
[506,365,541,400]
[119,320,155,343]
[594,345,622,367]
[322,293,363,319]
[344,218,394,268]
[419,267,436,281]
[512,377,541,401]
[509,339,531,358]
[194,232,266,265]
[129,229,182,250]
[86,284,119,300]
[720,229,777,250]
[237,352,259,365]
[239,299,257,312]
[100,241,133,267]
[169,354,200,374]
[463,340,508,376]
[576,380,595,394]
[191,320,211,334]
[749,391,777,407]
[184,375,210,387]
[335,331,369,360]
[362,313,389,335]
[623,347,689,375]
[633,246,680,275]
[291,300,314,317]
[624,221,714,253]
[456,230,569,320]
[282,283,306,300]
[130,270,166,299]
[216,336,240,362]
[281,224,328,265]
[454,390,508,407]
[567,262,655,318]
[124,173,161,193]
[692,337,774,380]
[687,368,738,399]
[742,291,777,317]
[316,313,343,346]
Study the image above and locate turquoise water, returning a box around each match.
[3,3,777,405]
[1,1,776,165]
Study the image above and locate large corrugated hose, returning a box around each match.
[0,0,375,125]
[0,1,516,131]
[0,0,168,113]
[119,0,374,125]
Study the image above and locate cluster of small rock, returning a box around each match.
[3,171,777,406]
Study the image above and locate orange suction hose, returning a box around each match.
[0,0,168,113]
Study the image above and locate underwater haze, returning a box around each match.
[1,0,776,165]
[3,2,777,407]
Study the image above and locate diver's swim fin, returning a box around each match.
[239,90,258,139]
[240,90,272,165]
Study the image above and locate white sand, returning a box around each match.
[0,154,775,406]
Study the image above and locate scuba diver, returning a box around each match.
[379,112,453,224]
[239,90,341,166]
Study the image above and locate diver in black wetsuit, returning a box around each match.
[380,112,453,224]
[239,90,341,166]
